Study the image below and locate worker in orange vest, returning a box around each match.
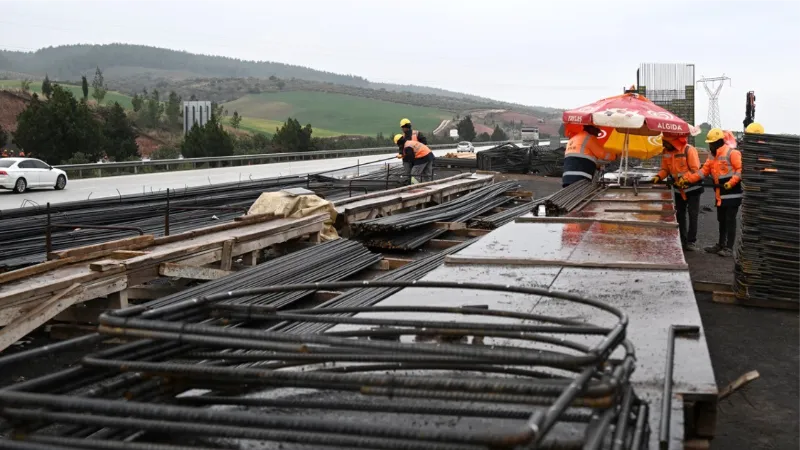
[562,125,616,187]
[652,136,703,251]
[395,133,434,184]
[680,128,743,257]
[400,118,428,145]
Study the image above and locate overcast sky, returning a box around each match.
[2,0,798,133]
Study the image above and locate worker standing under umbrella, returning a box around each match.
[400,118,428,145]
[394,134,434,184]
[652,136,703,251]
[680,128,743,257]
[562,125,617,187]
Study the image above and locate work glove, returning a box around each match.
[651,176,661,184]
[724,182,733,190]
[675,178,689,189]
[396,154,403,159]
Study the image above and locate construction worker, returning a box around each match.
[651,136,703,251]
[745,122,764,134]
[399,118,428,145]
[680,128,743,257]
[394,133,434,184]
[562,125,617,187]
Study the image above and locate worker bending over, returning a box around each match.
[652,136,703,251]
[400,118,428,145]
[680,128,743,257]
[394,134,434,184]
[562,125,616,187]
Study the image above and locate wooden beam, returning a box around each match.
[243,250,259,267]
[603,209,675,214]
[448,228,491,237]
[692,280,732,293]
[49,235,154,260]
[108,250,148,260]
[594,198,673,203]
[444,255,689,271]
[313,290,344,304]
[159,263,233,281]
[0,282,82,353]
[433,222,467,231]
[426,239,464,250]
[154,213,276,245]
[374,258,413,271]
[220,240,234,271]
[515,216,678,228]
[89,259,123,272]
[711,291,799,310]
[0,258,75,285]
[504,190,533,198]
[107,290,128,310]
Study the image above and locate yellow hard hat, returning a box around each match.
[704,128,725,143]
[393,134,404,144]
[745,122,764,134]
[399,118,411,127]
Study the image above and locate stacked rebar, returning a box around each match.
[734,133,800,306]
[0,279,649,450]
[351,181,520,235]
[528,146,565,177]
[434,156,478,169]
[471,201,537,229]
[535,180,603,216]
[476,143,530,173]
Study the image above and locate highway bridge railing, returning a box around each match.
[55,142,518,179]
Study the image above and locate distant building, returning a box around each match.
[183,101,212,134]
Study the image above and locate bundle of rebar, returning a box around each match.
[351,181,520,235]
[534,180,604,216]
[0,279,648,450]
[528,146,565,177]
[476,143,531,173]
[471,200,537,229]
[734,133,800,307]
[434,156,478,169]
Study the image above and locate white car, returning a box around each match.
[456,141,475,153]
[0,157,68,193]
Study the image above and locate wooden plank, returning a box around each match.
[0,258,75,285]
[692,280,732,293]
[515,216,678,229]
[684,440,711,450]
[444,255,689,271]
[433,222,467,231]
[594,198,673,203]
[711,291,799,311]
[313,291,344,303]
[603,209,675,215]
[220,240,234,271]
[0,266,125,308]
[504,190,533,198]
[333,173,473,207]
[89,259,123,272]
[50,235,154,260]
[0,283,82,353]
[448,228,491,237]
[426,239,464,250]
[374,258,413,271]
[108,250,148,259]
[153,213,276,245]
[243,250,259,267]
[159,263,233,281]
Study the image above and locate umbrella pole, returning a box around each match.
[622,132,630,186]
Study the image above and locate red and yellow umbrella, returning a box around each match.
[563,92,691,160]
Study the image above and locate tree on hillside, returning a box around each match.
[100,102,139,161]
[491,125,508,141]
[456,116,476,142]
[20,79,31,93]
[211,102,226,120]
[277,80,286,91]
[92,66,108,104]
[273,118,314,152]
[0,124,8,149]
[165,91,182,129]
[181,115,235,158]
[14,85,104,164]
[476,132,491,142]
[81,75,89,101]
[131,93,143,112]
[230,111,242,129]
[41,75,53,99]
[140,90,165,129]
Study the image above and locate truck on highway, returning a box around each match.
[521,126,540,145]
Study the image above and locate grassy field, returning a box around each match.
[0,79,133,109]
[223,91,451,137]
[237,117,344,138]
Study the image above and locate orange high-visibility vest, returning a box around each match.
[688,145,743,207]
[404,140,431,159]
[658,144,703,199]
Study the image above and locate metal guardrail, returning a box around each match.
[55,142,519,178]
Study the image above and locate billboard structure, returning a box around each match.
[636,63,695,144]
[183,101,212,135]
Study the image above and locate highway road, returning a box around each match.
[0,145,498,210]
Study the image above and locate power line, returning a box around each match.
[697,75,731,128]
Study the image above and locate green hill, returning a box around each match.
[0,79,133,109]
[224,91,451,136]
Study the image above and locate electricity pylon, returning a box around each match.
[697,75,731,129]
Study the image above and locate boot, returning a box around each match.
[717,248,733,257]
[704,244,723,254]
[684,242,698,252]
